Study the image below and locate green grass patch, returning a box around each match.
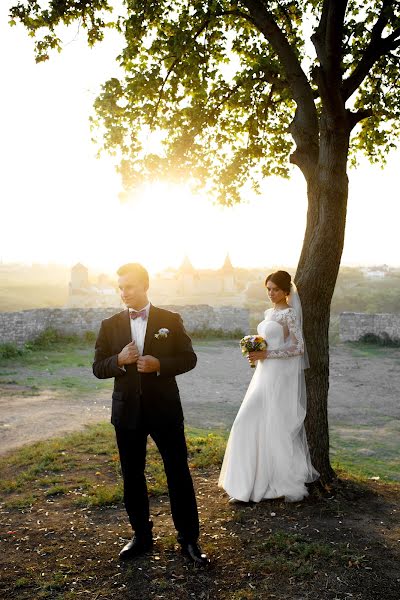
[14,577,31,589]
[76,482,123,507]
[44,484,68,497]
[346,341,400,358]
[186,429,227,468]
[330,424,400,482]
[5,494,39,509]
[0,336,113,393]
[249,531,366,579]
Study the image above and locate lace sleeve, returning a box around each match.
[267,308,304,359]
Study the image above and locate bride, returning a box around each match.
[219,270,319,503]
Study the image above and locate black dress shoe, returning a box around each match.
[181,541,210,566]
[119,535,153,560]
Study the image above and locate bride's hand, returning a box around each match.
[248,350,268,362]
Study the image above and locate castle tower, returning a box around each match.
[178,255,196,296]
[220,253,235,293]
[69,263,89,293]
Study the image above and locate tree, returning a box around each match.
[10,0,400,481]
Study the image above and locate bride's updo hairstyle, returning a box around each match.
[265,270,291,295]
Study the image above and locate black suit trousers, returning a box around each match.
[114,422,200,543]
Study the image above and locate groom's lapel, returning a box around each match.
[118,309,132,348]
[143,305,160,355]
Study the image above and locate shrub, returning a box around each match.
[24,328,94,350]
[0,343,24,359]
[84,330,96,343]
[359,332,400,347]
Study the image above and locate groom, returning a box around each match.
[92,262,208,565]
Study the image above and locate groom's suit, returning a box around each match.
[93,305,199,542]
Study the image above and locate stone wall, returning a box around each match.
[0,305,249,346]
[339,312,400,342]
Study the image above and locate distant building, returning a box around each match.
[66,263,122,308]
[361,265,390,279]
[69,263,89,290]
[66,255,246,308]
[151,254,244,306]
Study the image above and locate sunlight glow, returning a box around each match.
[1,4,400,275]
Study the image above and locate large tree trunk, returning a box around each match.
[295,121,350,483]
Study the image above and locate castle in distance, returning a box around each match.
[67,254,246,308]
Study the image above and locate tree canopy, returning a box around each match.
[10,1,400,204]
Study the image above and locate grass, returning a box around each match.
[0,423,227,510]
[0,418,397,515]
[346,341,400,358]
[0,333,112,394]
[329,421,400,482]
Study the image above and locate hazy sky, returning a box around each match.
[1,4,399,274]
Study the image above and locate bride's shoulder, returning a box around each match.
[284,307,298,321]
[264,308,273,317]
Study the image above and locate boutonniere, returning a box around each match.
[155,328,170,340]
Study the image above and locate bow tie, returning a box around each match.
[130,310,147,320]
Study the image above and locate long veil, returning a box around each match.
[287,282,319,483]
[287,282,309,369]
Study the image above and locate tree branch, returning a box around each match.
[325,0,349,76]
[342,0,397,100]
[386,25,400,47]
[311,1,348,117]
[311,0,332,67]
[347,108,373,131]
[149,17,211,129]
[239,0,319,176]
[211,72,286,114]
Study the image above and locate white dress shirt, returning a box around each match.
[129,303,150,356]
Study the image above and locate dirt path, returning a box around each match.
[1,343,399,460]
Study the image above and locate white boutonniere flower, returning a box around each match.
[155,328,169,340]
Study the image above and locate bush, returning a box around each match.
[84,330,96,343]
[0,343,25,359]
[359,332,400,347]
[24,328,96,350]
[1,330,96,357]
[24,328,73,350]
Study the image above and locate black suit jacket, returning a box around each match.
[92,305,197,429]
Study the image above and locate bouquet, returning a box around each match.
[240,335,267,368]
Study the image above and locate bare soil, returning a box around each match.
[1,464,399,599]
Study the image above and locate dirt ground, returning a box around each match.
[0,342,399,457]
[1,343,400,599]
[1,463,399,600]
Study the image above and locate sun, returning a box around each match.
[112,181,226,274]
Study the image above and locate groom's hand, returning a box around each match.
[137,355,161,373]
[118,341,139,366]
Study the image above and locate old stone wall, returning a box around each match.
[339,312,400,342]
[0,305,249,346]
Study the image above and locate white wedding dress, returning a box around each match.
[219,306,319,502]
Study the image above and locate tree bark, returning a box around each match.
[295,117,350,483]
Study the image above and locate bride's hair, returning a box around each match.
[265,270,291,294]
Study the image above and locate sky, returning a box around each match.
[1,3,399,275]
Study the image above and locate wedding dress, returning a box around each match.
[219,302,319,502]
